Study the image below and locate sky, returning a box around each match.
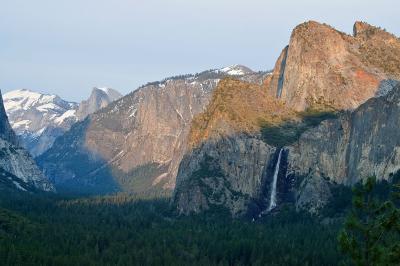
[1,0,399,102]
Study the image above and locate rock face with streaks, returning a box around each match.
[288,83,400,185]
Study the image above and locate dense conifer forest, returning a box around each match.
[1,177,399,265]
[0,191,343,265]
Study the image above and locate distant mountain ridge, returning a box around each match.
[4,87,122,157]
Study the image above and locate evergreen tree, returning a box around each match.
[338,177,400,265]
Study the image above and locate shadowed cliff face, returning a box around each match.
[174,136,294,217]
[174,134,276,216]
[37,119,119,194]
[288,82,400,186]
[266,21,400,111]
[0,91,18,146]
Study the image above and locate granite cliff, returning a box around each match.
[174,21,400,216]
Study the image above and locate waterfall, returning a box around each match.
[268,148,283,211]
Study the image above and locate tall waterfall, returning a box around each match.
[268,148,283,211]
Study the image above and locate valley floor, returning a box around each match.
[0,190,343,266]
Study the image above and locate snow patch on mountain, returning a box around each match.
[12,180,27,191]
[97,87,113,94]
[4,89,67,112]
[54,109,77,125]
[216,65,254,76]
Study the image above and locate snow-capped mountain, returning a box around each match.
[4,89,79,157]
[4,87,122,157]
[0,90,54,192]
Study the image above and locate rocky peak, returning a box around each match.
[352,21,395,40]
[76,87,122,120]
[353,21,374,37]
[93,87,122,101]
[291,20,344,39]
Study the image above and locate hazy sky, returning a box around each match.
[1,0,399,102]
